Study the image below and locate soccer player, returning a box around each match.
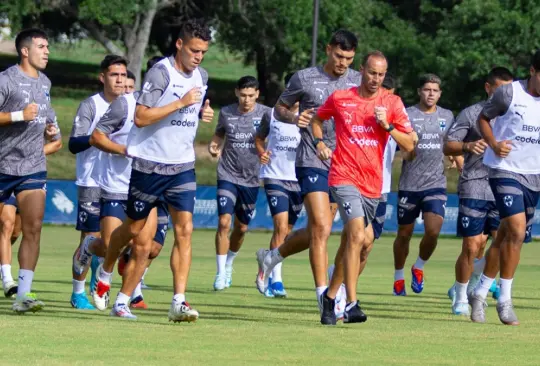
[254,73,302,297]
[444,67,513,315]
[255,30,360,309]
[315,51,414,325]
[68,54,127,309]
[0,124,62,298]
[392,74,454,296]
[125,71,136,93]
[0,28,60,312]
[208,76,271,291]
[93,19,214,322]
[469,51,540,325]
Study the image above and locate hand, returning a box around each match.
[493,140,512,158]
[208,140,221,158]
[316,141,332,161]
[45,124,58,140]
[411,131,419,146]
[179,87,203,108]
[375,106,389,130]
[23,103,39,121]
[259,150,271,165]
[200,99,214,123]
[295,108,315,128]
[464,139,488,155]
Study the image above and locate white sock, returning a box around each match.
[498,278,513,303]
[474,274,494,299]
[272,262,283,283]
[455,281,468,303]
[414,257,426,270]
[72,279,85,294]
[316,286,327,300]
[1,264,13,283]
[17,269,34,297]
[99,267,113,284]
[142,267,148,280]
[225,250,238,267]
[216,254,226,276]
[345,300,358,311]
[473,257,486,276]
[114,292,130,307]
[173,293,186,303]
[131,282,143,300]
[394,269,405,281]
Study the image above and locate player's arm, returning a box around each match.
[44,139,62,155]
[273,72,315,127]
[69,99,95,154]
[312,94,334,160]
[379,101,415,153]
[478,85,513,158]
[90,99,128,155]
[43,108,62,155]
[208,110,226,158]
[255,111,271,164]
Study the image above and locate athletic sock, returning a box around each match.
[498,278,513,303]
[72,279,85,294]
[455,281,468,303]
[394,269,405,281]
[272,262,283,283]
[474,274,494,299]
[17,269,34,297]
[225,250,238,267]
[413,257,426,270]
[216,254,226,276]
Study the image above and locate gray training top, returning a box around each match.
[481,80,540,191]
[399,104,454,192]
[278,66,360,171]
[215,103,271,187]
[0,65,60,176]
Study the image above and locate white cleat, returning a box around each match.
[3,280,18,298]
[225,265,233,288]
[452,301,470,316]
[110,303,137,319]
[12,293,45,314]
[213,274,226,291]
[255,249,270,294]
[92,264,111,311]
[168,301,199,323]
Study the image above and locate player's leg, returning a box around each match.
[0,200,18,297]
[214,180,236,290]
[11,211,22,244]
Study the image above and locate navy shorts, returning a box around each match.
[77,201,101,232]
[296,167,336,203]
[153,200,169,246]
[5,194,17,207]
[372,200,387,240]
[0,171,47,203]
[100,199,127,221]
[217,180,259,225]
[264,183,303,226]
[457,198,500,238]
[397,188,447,225]
[127,168,196,221]
[490,178,540,243]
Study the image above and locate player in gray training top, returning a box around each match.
[256,29,360,315]
[68,55,128,310]
[208,76,271,291]
[125,70,136,94]
[393,73,454,297]
[444,67,513,316]
[0,28,61,313]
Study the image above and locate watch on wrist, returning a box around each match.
[385,124,395,132]
[313,137,322,147]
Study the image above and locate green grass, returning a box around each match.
[2,227,540,364]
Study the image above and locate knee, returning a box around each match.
[234,219,249,235]
[347,230,366,248]
[506,227,525,246]
[174,221,194,239]
[22,217,43,237]
[424,227,441,239]
[218,216,231,233]
[127,220,145,238]
[274,221,289,238]
[148,243,162,259]
[1,219,15,236]
[396,230,412,245]
[361,241,374,261]
[310,220,332,242]
[464,238,483,258]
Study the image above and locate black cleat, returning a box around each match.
[320,289,337,325]
[343,301,367,323]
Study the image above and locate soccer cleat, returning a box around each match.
[335,284,346,320]
[70,292,95,310]
[130,295,148,309]
[447,284,456,302]
[496,300,519,326]
[411,266,424,294]
[393,279,406,296]
[467,273,481,297]
[92,265,111,311]
[255,249,270,294]
[225,265,233,288]
[89,255,100,296]
[271,281,287,298]
[73,235,94,276]
[343,302,368,324]
[320,289,336,326]
[264,277,275,298]
[213,274,226,291]
[168,301,199,323]
[140,280,151,290]
[452,301,470,316]
[491,284,501,300]
[469,294,487,323]
[110,303,137,319]
[12,293,44,313]
[3,280,18,298]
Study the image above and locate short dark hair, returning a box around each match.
[487,67,513,85]
[146,56,164,70]
[178,19,212,42]
[418,73,442,88]
[15,28,48,58]
[284,72,295,86]
[236,76,259,90]
[531,49,540,71]
[100,55,128,72]
[127,70,136,81]
[362,50,387,67]
[382,73,396,90]
[328,29,358,51]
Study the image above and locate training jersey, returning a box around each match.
[257,108,301,182]
[382,137,397,195]
[398,105,454,192]
[0,65,60,176]
[317,87,412,198]
[278,66,360,171]
[215,103,271,187]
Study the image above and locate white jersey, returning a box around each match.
[126,58,206,164]
[75,94,110,187]
[382,136,397,194]
[93,93,136,194]
[483,80,540,174]
[259,109,301,181]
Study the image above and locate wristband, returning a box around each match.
[385,124,395,133]
[313,137,322,147]
[462,143,468,153]
[10,111,24,122]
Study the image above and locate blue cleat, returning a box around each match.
[452,302,470,316]
[71,292,95,310]
[411,267,424,294]
[271,281,287,298]
[264,277,275,298]
[89,255,100,296]
[448,284,456,304]
[491,281,501,300]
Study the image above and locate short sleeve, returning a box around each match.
[316,92,336,121]
[445,109,470,142]
[390,97,412,133]
[70,99,95,138]
[199,67,209,86]
[256,111,271,139]
[95,97,128,135]
[482,83,513,120]
[0,74,10,109]
[215,109,227,138]
[137,64,170,108]
[278,72,304,107]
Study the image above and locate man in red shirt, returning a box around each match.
[312,51,415,325]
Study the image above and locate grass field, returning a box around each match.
[1,227,539,365]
